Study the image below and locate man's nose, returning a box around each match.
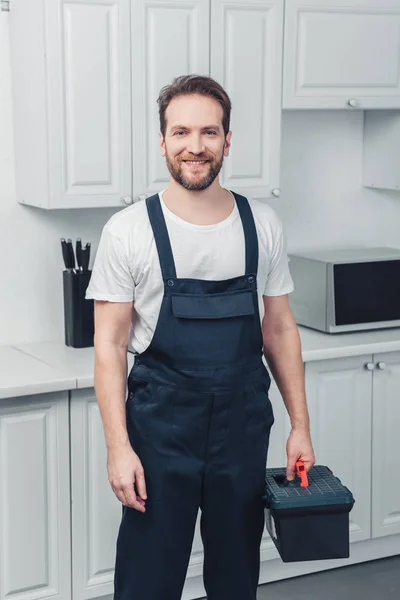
[186,134,205,155]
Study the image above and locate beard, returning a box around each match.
[165,150,224,191]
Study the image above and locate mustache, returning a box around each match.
[179,155,212,161]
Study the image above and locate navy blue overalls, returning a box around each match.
[114,192,274,600]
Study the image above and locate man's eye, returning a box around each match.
[206,130,217,135]
[174,131,185,136]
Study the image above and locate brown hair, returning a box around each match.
[157,74,232,138]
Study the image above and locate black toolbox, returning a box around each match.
[264,462,355,562]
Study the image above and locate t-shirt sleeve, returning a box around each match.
[263,222,294,297]
[85,226,135,302]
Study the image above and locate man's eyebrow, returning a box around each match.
[170,124,221,132]
[170,125,189,132]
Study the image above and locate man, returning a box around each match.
[86,74,315,600]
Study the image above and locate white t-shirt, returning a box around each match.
[86,191,294,354]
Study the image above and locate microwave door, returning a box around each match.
[331,260,400,331]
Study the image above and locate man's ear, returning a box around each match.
[224,131,232,157]
[160,132,166,157]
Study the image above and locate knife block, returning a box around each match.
[63,270,94,348]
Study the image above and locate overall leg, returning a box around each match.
[200,382,274,600]
[114,381,212,600]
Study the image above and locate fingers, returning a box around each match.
[112,482,146,512]
[135,467,147,501]
[286,454,297,480]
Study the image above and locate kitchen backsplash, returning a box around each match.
[1,17,399,345]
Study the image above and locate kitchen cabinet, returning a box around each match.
[305,355,373,542]
[283,0,400,110]
[210,0,284,200]
[130,0,210,198]
[0,392,71,600]
[260,380,291,562]
[70,388,122,600]
[371,351,400,538]
[10,0,283,208]
[10,0,132,209]
[305,352,400,543]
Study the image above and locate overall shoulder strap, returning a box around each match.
[145,194,177,280]
[232,192,259,276]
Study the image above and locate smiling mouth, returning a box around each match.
[183,160,209,166]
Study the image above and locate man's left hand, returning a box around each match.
[286,427,315,481]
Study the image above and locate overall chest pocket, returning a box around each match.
[170,290,258,367]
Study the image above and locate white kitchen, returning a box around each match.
[0,1,400,599]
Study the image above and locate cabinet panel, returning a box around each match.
[70,389,122,600]
[0,393,71,600]
[45,0,132,208]
[131,0,210,196]
[260,379,292,562]
[372,351,400,538]
[211,0,283,199]
[284,0,400,109]
[305,355,372,543]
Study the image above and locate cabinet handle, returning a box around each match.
[272,188,281,197]
[377,361,386,370]
[364,362,374,371]
[121,196,133,205]
[348,98,358,108]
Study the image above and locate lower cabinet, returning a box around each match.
[305,351,400,544]
[0,392,71,600]
[70,389,122,600]
[305,354,373,543]
[260,380,292,562]
[371,351,400,538]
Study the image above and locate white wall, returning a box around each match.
[1,13,400,345]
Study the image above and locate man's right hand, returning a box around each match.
[107,443,147,512]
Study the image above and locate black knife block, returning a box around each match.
[63,270,94,348]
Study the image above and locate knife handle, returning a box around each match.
[81,247,90,272]
[61,238,73,271]
[76,238,82,271]
[66,239,76,270]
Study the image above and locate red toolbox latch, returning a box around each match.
[295,460,309,487]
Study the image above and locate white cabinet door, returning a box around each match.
[372,351,400,538]
[305,355,373,543]
[210,0,284,200]
[260,379,292,562]
[44,0,132,208]
[70,389,122,600]
[0,393,71,600]
[130,0,210,197]
[283,0,400,109]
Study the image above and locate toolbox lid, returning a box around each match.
[265,465,354,510]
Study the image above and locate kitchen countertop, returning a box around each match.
[0,345,76,399]
[298,326,400,361]
[1,326,400,399]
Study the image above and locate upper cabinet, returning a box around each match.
[283,0,400,110]
[210,0,284,200]
[10,0,133,209]
[130,0,210,198]
[10,0,283,208]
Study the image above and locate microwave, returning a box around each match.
[288,247,400,333]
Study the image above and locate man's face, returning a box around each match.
[160,94,231,191]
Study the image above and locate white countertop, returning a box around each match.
[298,326,400,361]
[0,345,76,399]
[1,326,400,399]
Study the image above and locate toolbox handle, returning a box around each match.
[295,460,309,487]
